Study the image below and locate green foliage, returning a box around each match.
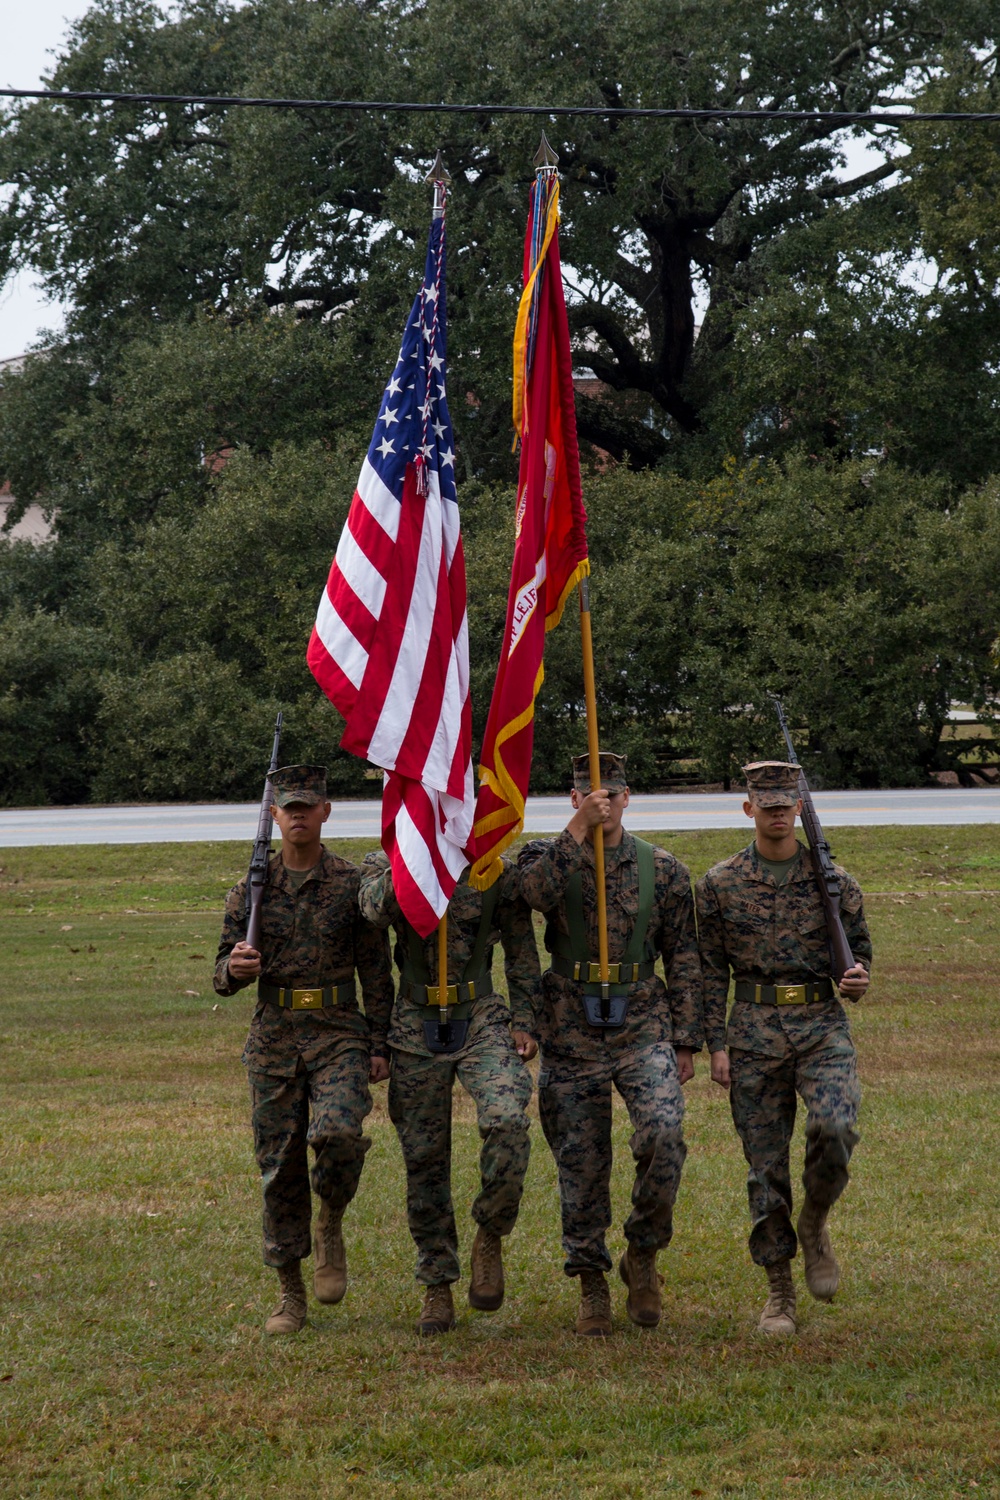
[3,3,1000,802]
[92,648,277,802]
[527,456,1000,789]
[86,440,379,799]
[0,604,107,804]
[6,441,1000,802]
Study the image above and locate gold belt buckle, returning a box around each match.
[586,962,621,982]
[426,983,458,1006]
[293,988,323,1010]
[776,984,806,1006]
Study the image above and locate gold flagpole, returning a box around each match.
[437,909,449,1041]
[579,576,610,1002]
[532,134,610,1008]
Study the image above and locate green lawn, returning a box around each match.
[0,828,997,1498]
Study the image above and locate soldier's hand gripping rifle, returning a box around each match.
[245,712,283,954]
[768,695,856,986]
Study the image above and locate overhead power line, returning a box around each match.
[1,88,999,125]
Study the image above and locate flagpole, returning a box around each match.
[531,135,611,1011]
[579,576,610,1006]
[436,907,450,1045]
[425,147,454,1045]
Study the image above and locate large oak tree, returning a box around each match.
[2,0,998,479]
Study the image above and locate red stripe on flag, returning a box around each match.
[305,627,358,714]
[380,772,460,937]
[347,491,396,582]
[325,564,378,652]
[448,693,473,803]
[340,467,426,759]
[388,533,464,785]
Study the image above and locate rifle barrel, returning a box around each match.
[245,712,283,953]
[767,696,855,986]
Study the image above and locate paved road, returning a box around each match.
[0,788,997,846]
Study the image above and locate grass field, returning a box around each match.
[1,826,998,1499]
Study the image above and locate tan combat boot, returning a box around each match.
[797,1198,840,1301]
[758,1259,797,1335]
[264,1261,307,1335]
[575,1269,612,1337]
[313,1200,347,1305]
[618,1244,662,1327]
[418,1283,456,1336]
[468,1226,505,1311]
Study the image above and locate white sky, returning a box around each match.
[0,0,93,359]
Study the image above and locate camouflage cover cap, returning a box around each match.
[742,760,802,807]
[271,764,328,807]
[572,751,628,794]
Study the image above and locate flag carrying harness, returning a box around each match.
[398,878,502,1053]
[545,837,658,1028]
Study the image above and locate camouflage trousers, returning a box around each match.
[388,1026,533,1286]
[537,1040,687,1277]
[729,1028,860,1267]
[248,1048,372,1267]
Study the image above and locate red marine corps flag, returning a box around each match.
[470,142,589,889]
[307,171,473,936]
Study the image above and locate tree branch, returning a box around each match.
[818,158,898,200]
[568,303,647,387]
[260,283,355,313]
[574,389,670,468]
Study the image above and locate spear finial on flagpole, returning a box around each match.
[534,131,559,173]
[426,149,451,217]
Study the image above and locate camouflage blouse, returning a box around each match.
[213,848,394,1075]
[695,840,873,1057]
[518,828,704,1062]
[358,850,541,1058]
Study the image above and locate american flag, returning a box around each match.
[307,210,473,936]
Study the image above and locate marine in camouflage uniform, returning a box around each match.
[518,752,705,1335]
[214,765,393,1334]
[358,850,540,1335]
[696,760,872,1334]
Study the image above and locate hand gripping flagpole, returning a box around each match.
[426,149,453,1046]
[531,134,611,1017]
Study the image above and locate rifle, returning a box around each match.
[245,712,283,954]
[767,695,856,986]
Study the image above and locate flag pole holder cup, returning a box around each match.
[423,1017,470,1054]
[581,995,629,1028]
